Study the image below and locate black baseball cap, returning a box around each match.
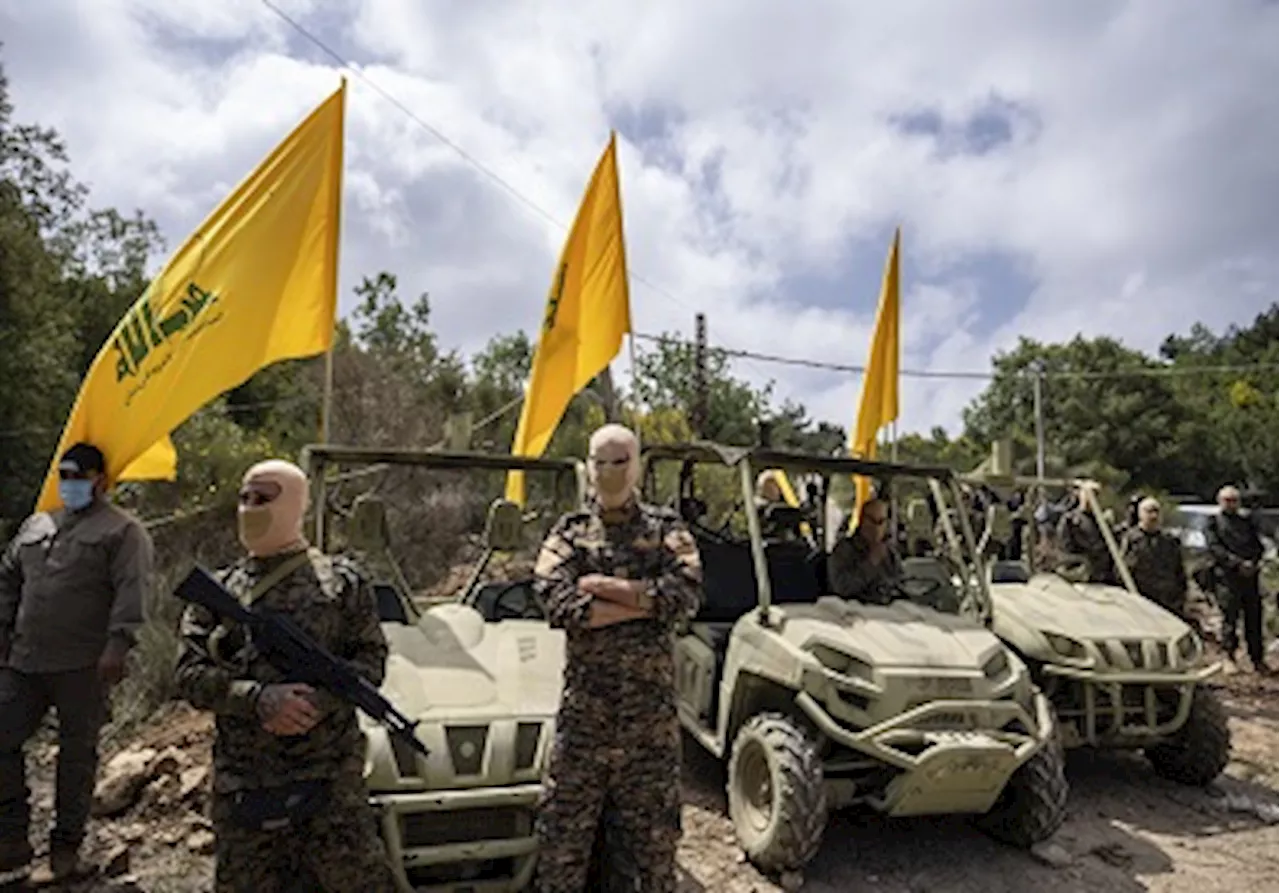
[59,442,106,476]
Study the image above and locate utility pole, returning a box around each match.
[596,367,620,422]
[693,312,708,438]
[1032,361,1046,480]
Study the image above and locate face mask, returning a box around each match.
[237,506,275,552]
[59,479,95,511]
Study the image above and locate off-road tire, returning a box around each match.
[727,712,827,873]
[1145,685,1231,786]
[975,725,1068,848]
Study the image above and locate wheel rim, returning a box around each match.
[737,739,774,833]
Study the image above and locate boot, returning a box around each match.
[26,843,91,886]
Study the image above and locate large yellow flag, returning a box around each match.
[848,227,901,531]
[35,81,346,512]
[505,132,631,505]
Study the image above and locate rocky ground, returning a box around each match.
[11,650,1278,893]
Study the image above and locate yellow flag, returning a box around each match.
[505,132,631,505]
[35,81,346,512]
[849,227,901,531]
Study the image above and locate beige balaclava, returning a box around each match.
[756,471,783,503]
[1137,497,1161,532]
[588,423,641,510]
[238,459,310,557]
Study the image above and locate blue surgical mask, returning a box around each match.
[59,479,95,511]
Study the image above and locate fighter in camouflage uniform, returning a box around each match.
[532,424,702,893]
[828,498,902,604]
[1120,497,1189,618]
[1056,491,1115,583]
[173,460,397,893]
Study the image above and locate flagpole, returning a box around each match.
[320,347,335,442]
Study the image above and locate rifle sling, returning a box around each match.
[240,549,315,608]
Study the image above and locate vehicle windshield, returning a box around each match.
[303,447,582,618]
[640,444,991,621]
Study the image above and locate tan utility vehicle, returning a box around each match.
[640,442,1068,875]
[302,444,584,893]
[956,442,1230,786]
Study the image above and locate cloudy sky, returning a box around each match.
[2,0,1276,437]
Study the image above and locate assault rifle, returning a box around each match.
[174,565,430,759]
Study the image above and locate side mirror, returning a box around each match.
[349,494,390,553]
[485,499,524,552]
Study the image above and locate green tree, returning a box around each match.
[962,335,1189,490]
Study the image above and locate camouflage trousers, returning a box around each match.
[533,690,682,893]
[209,771,398,893]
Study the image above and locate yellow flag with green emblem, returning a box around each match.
[35,81,346,512]
[505,132,632,506]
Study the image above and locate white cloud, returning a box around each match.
[1,0,1274,439]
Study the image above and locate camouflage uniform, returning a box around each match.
[1120,527,1188,618]
[828,534,902,604]
[1056,508,1114,584]
[173,547,397,893]
[532,498,702,893]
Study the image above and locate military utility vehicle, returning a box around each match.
[302,444,585,893]
[640,441,1068,874]
[954,442,1230,787]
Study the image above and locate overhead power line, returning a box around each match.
[630,331,1274,382]
[258,3,1273,390]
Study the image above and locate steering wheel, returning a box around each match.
[897,576,944,604]
[487,581,546,622]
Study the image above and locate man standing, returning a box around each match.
[1120,498,1189,619]
[173,459,398,892]
[829,498,901,604]
[0,442,153,884]
[1205,485,1269,674]
[532,424,702,893]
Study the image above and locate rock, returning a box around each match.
[1030,841,1074,868]
[187,829,216,855]
[93,748,158,817]
[178,766,210,801]
[102,843,131,878]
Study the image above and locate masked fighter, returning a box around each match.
[531,424,703,892]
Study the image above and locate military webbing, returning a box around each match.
[239,548,314,608]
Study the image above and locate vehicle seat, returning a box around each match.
[373,582,410,624]
[989,560,1031,584]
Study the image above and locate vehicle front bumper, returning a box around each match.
[369,783,540,893]
[796,690,1056,817]
[1038,660,1222,747]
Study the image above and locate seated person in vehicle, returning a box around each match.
[827,497,902,604]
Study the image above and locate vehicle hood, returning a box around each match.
[378,603,565,721]
[773,596,1005,670]
[989,573,1190,640]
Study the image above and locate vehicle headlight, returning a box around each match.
[1044,632,1089,661]
[1175,632,1200,665]
[810,645,873,681]
[982,650,1010,682]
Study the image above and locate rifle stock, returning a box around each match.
[174,564,430,759]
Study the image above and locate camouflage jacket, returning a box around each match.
[1120,527,1187,610]
[534,499,702,699]
[828,534,901,605]
[173,547,388,794]
[1057,510,1114,582]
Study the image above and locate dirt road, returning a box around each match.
[15,672,1278,893]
